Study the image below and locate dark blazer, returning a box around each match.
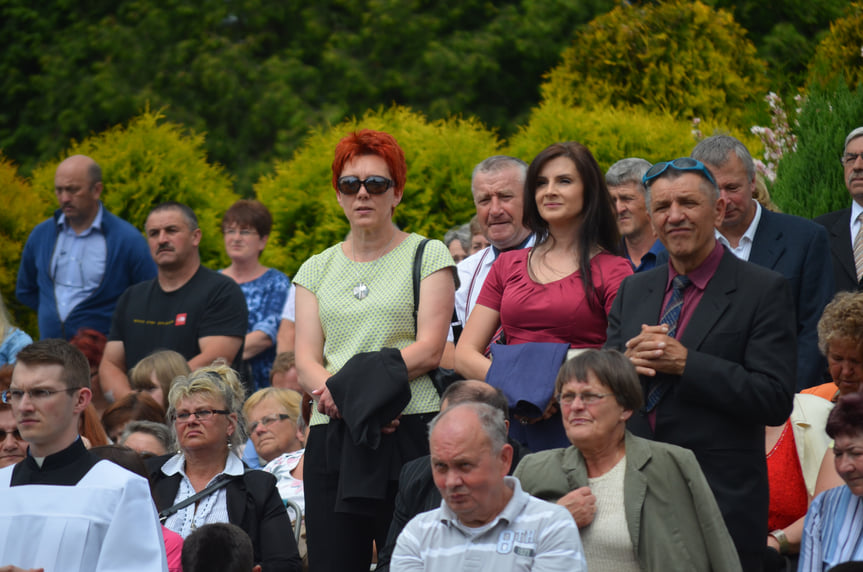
[815,207,861,293]
[749,209,834,390]
[147,455,302,572]
[606,249,796,570]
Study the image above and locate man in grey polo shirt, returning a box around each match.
[391,402,585,572]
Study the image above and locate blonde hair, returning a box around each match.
[129,350,190,409]
[0,295,14,342]
[242,388,302,424]
[168,361,247,450]
[818,292,863,357]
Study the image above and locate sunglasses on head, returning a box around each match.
[337,176,393,195]
[642,157,716,187]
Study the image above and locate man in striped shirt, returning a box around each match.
[391,402,586,572]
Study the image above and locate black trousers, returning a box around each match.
[304,413,433,572]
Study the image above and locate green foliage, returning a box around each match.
[542,0,768,125]
[771,82,863,218]
[29,109,238,269]
[707,0,845,89]
[806,3,863,91]
[0,0,614,192]
[256,106,500,276]
[0,155,50,336]
[505,100,760,173]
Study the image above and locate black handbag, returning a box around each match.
[412,238,463,395]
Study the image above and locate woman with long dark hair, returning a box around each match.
[456,141,632,450]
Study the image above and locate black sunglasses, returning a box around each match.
[0,428,23,442]
[642,157,716,186]
[337,175,393,195]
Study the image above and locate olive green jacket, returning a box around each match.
[514,431,742,572]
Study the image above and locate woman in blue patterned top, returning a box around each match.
[221,200,291,390]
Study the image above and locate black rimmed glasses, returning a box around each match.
[642,157,716,187]
[337,176,393,195]
[556,391,613,406]
[173,409,231,423]
[247,413,291,434]
[1,387,80,403]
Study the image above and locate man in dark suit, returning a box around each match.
[815,126,863,294]
[692,135,834,390]
[606,158,796,572]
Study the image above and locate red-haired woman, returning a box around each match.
[294,129,455,571]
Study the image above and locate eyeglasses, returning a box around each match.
[0,428,23,441]
[556,391,614,406]
[223,227,258,237]
[247,413,291,434]
[173,409,230,423]
[337,176,393,195]
[643,157,716,187]
[1,387,80,404]
[842,153,863,166]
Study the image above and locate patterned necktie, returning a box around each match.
[854,214,863,283]
[645,275,691,412]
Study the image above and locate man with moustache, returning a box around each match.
[606,158,795,571]
[606,158,667,272]
[99,202,247,401]
[693,135,833,390]
[16,155,155,340]
[816,127,863,293]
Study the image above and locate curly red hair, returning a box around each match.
[331,129,407,194]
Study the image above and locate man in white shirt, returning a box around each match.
[448,156,534,351]
[391,402,585,572]
[0,339,166,572]
[692,135,833,390]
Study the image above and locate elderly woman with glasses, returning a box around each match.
[515,349,741,572]
[0,365,27,468]
[799,392,863,570]
[294,129,455,571]
[221,199,291,391]
[147,362,302,572]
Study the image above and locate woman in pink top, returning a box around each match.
[456,142,632,449]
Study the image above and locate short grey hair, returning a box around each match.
[120,420,176,453]
[605,158,652,191]
[428,401,507,454]
[691,135,756,181]
[443,223,471,253]
[471,156,528,190]
[845,127,863,153]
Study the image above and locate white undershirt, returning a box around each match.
[579,455,639,572]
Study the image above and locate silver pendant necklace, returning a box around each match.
[350,231,397,300]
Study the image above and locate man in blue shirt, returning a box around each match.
[606,158,667,272]
[16,155,155,339]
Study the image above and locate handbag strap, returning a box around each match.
[412,238,431,333]
[158,475,235,522]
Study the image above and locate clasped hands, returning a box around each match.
[624,324,687,377]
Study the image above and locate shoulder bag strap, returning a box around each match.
[158,474,236,522]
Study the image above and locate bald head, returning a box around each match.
[54,155,103,232]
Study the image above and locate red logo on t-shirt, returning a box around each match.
[175,313,187,326]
